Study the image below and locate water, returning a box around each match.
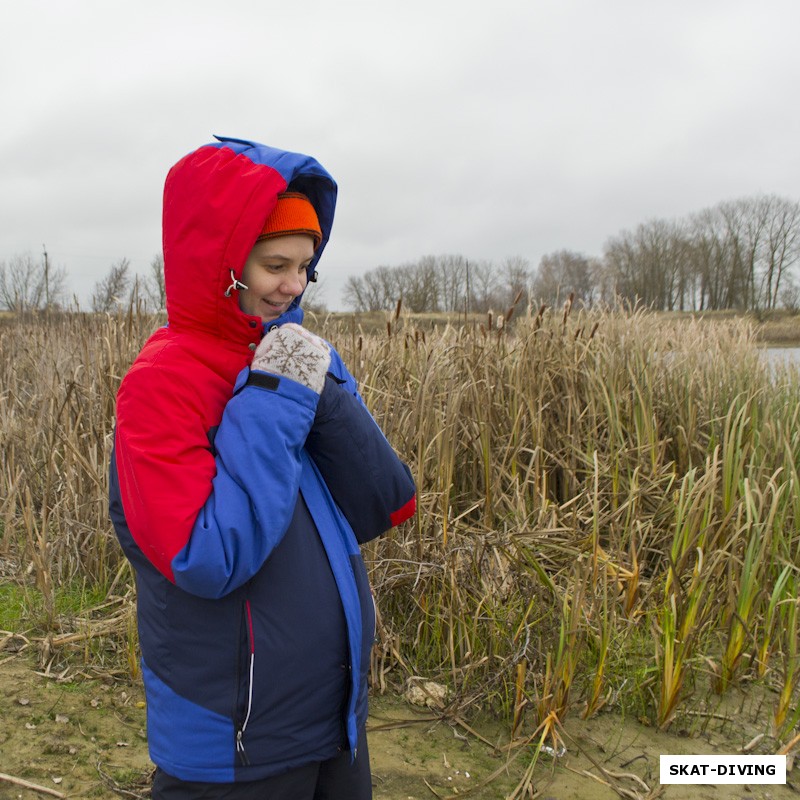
[762,347,800,367]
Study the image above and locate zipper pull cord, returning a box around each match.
[236,729,250,765]
[236,600,255,767]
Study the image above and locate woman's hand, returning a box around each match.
[251,323,331,394]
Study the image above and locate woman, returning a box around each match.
[110,136,416,799]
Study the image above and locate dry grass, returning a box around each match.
[1,304,799,756]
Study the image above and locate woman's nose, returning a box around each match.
[282,272,306,296]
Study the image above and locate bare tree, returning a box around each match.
[686,196,800,311]
[761,196,800,310]
[534,250,595,308]
[344,265,403,312]
[0,251,67,312]
[499,256,531,309]
[397,258,439,312]
[604,220,694,310]
[717,199,765,309]
[92,258,131,313]
[779,273,800,313]
[436,254,469,312]
[142,254,166,311]
[342,274,371,312]
[467,259,500,313]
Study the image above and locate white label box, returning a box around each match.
[660,755,786,784]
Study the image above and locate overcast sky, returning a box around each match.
[2,0,799,309]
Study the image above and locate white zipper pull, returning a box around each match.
[236,729,250,765]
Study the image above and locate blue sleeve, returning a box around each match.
[306,350,416,543]
[170,367,318,598]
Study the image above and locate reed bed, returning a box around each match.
[1,305,799,753]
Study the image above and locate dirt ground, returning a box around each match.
[0,652,797,800]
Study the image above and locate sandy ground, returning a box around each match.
[0,654,797,799]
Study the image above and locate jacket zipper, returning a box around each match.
[236,599,255,766]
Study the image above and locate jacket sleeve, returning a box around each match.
[114,361,319,599]
[304,349,416,543]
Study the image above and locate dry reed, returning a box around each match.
[1,305,799,753]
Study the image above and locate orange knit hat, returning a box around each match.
[257,192,322,249]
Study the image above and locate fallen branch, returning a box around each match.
[0,772,66,798]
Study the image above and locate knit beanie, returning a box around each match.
[258,192,322,249]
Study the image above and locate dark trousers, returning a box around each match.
[151,730,372,800]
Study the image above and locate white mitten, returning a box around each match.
[251,323,331,394]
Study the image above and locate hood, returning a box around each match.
[162,135,337,343]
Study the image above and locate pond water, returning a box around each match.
[762,347,800,367]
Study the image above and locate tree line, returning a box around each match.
[2,194,798,315]
[342,254,533,315]
[0,250,328,315]
[0,252,166,314]
[343,194,800,313]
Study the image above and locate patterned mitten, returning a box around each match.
[251,323,331,394]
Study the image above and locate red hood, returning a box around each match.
[162,138,336,345]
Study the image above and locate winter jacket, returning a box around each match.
[108,137,416,782]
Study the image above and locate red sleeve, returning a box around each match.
[115,362,218,581]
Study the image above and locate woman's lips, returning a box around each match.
[262,299,289,313]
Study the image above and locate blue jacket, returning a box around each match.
[109,137,416,781]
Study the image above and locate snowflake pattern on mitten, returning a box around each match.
[252,324,331,394]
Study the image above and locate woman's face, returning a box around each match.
[238,234,315,323]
